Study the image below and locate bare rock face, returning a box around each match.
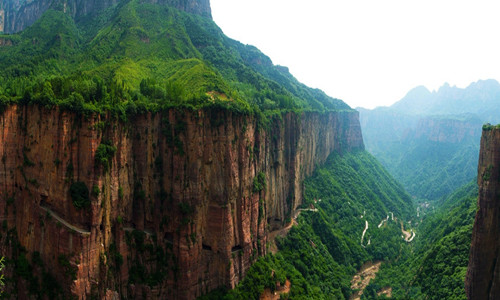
[465,127,500,299]
[0,105,363,299]
[0,0,212,33]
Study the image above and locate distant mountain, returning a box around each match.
[390,85,433,115]
[390,79,500,123]
[358,80,498,200]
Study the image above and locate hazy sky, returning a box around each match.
[210,0,500,109]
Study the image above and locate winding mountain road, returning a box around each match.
[361,220,369,248]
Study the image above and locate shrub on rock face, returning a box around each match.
[70,181,90,209]
[91,184,100,197]
[95,141,117,171]
[253,172,266,193]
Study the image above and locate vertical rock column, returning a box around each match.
[465,127,500,299]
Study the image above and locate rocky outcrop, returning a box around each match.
[0,105,363,299]
[0,0,212,33]
[465,127,500,299]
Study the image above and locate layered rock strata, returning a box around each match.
[465,127,500,299]
[0,105,363,299]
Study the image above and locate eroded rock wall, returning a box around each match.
[465,127,500,299]
[0,105,363,299]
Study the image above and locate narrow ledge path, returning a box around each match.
[40,206,90,236]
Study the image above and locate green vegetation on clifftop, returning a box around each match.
[0,0,351,119]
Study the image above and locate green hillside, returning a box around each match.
[386,129,480,200]
[365,181,477,299]
[0,0,350,119]
[360,109,482,201]
[201,151,415,299]
[203,154,476,300]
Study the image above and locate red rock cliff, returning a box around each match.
[465,127,500,299]
[0,105,363,299]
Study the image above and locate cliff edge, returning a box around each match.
[0,105,363,299]
[465,126,500,299]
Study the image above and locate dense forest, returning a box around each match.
[366,181,477,299]
[380,122,480,201]
[199,160,477,300]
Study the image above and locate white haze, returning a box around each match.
[211,0,500,109]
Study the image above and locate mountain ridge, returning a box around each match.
[363,79,500,122]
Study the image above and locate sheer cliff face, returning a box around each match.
[0,105,363,299]
[466,128,500,299]
[0,0,212,33]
